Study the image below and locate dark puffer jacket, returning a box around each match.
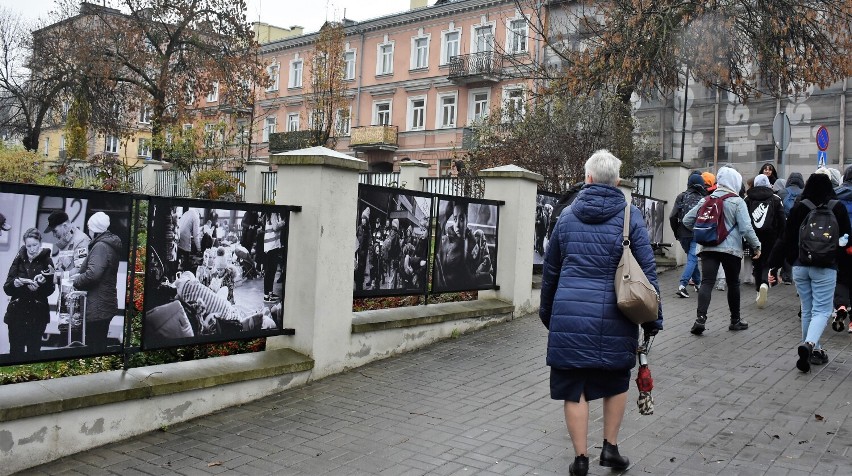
[539,184,663,370]
[73,231,123,322]
[3,247,55,326]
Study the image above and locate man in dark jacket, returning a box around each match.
[833,165,852,332]
[745,174,786,308]
[670,171,706,298]
[73,212,123,353]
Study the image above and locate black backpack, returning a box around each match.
[798,199,840,267]
[677,189,704,223]
[747,197,778,235]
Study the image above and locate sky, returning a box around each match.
[8,0,436,34]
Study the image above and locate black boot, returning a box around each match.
[690,314,707,335]
[569,454,588,476]
[728,319,749,331]
[600,440,629,470]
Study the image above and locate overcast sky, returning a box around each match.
[10,0,435,34]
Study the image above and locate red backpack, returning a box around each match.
[693,193,737,246]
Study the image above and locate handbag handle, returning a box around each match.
[622,203,631,246]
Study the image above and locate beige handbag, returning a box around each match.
[615,203,660,324]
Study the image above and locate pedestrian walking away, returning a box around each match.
[745,174,786,308]
[539,150,663,476]
[670,171,706,298]
[682,166,761,335]
[832,165,852,333]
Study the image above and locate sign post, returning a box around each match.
[816,125,829,168]
[772,112,791,178]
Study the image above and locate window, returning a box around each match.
[182,123,193,131]
[508,19,528,54]
[412,36,429,69]
[442,30,460,64]
[309,109,325,130]
[43,137,50,156]
[437,93,457,129]
[503,87,525,121]
[344,51,356,80]
[138,138,151,158]
[235,120,248,145]
[59,134,66,152]
[61,101,70,121]
[110,103,121,120]
[336,108,351,136]
[474,26,494,53]
[408,96,426,131]
[263,116,276,142]
[139,106,152,124]
[470,90,490,122]
[287,113,300,132]
[374,101,391,126]
[289,60,303,88]
[105,135,119,154]
[378,43,394,75]
[204,124,216,147]
[207,81,219,102]
[266,63,280,92]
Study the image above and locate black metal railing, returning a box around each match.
[359,172,400,187]
[448,52,502,80]
[421,177,484,198]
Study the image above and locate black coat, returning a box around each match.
[3,247,55,326]
[73,231,123,322]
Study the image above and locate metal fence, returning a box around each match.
[261,171,277,203]
[228,170,247,199]
[421,177,484,198]
[155,170,189,197]
[358,172,400,187]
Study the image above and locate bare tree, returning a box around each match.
[307,21,349,148]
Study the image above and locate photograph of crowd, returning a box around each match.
[143,198,293,350]
[534,192,559,266]
[354,185,432,297]
[0,184,131,365]
[633,195,666,244]
[432,197,499,293]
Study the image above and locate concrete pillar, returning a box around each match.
[140,160,166,194]
[653,161,695,264]
[477,165,543,317]
[398,159,430,191]
[265,146,367,378]
[241,160,269,204]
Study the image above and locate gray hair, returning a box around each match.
[585,149,621,186]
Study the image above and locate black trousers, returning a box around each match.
[264,248,281,295]
[8,321,46,357]
[698,251,742,321]
[752,236,776,291]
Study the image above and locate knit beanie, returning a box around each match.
[87,212,110,234]
[688,172,705,188]
[754,174,771,188]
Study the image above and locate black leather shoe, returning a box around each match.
[569,455,588,476]
[600,440,629,470]
[690,315,707,335]
[728,319,748,331]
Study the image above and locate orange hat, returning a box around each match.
[702,172,717,192]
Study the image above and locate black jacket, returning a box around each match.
[73,231,123,322]
[3,247,55,326]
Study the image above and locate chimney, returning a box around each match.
[410,0,428,10]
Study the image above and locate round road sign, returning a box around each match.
[772,113,791,151]
[816,125,829,151]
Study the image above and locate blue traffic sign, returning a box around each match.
[817,150,827,167]
[816,126,829,151]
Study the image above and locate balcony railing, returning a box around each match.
[268,130,319,153]
[349,125,398,151]
[448,52,502,83]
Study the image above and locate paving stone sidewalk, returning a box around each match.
[20,268,852,475]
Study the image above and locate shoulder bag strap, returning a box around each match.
[623,203,631,244]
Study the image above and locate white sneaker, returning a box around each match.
[756,283,768,309]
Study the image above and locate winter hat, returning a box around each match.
[688,172,705,188]
[773,178,786,192]
[87,212,110,234]
[701,172,717,192]
[828,168,842,188]
[754,174,771,188]
[716,166,742,194]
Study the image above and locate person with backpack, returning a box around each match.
[773,173,851,371]
[682,166,762,335]
[543,182,584,256]
[745,174,786,308]
[669,171,706,298]
[833,166,852,333]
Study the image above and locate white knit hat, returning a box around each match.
[87,212,110,234]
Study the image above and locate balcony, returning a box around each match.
[448,52,502,84]
[349,125,398,152]
[268,130,320,153]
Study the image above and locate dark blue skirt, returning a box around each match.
[550,367,631,402]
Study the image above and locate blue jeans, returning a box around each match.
[792,266,837,350]
[679,238,701,287]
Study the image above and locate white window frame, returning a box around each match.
[266,63,280,92]
[407,95,427,132]
[468,88,491,123]
[502,85,526,121]
[343,49,356,80]
[440,24,462,65]
[206,81,219,102]
[506,17,529,54]
[410,31,430,70]
[104,135,119,154]
[376,39,395,76]
[336,107,351,136]
[373,100,392,126]
[59,134,66,152]
[139,106,152,124]
[289,58,303,89]
[138,137,152,158]
[471,21,495,54]
[287,113,300,132]
[436,91,458,129]
[309,109,325,130]
[182,123,193,131]
[263,116,277,142]
[235,120,248,145]
[43,137,50,156]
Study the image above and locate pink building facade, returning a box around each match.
[254,0,540,175]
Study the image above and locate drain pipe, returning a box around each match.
[840,78,847,168]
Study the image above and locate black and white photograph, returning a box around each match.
[632,195,666,244]
[432,197,499,294]
[142,198,295,350]
[534,192,559,266]
[354,184,432,297]
[0,183,132,366]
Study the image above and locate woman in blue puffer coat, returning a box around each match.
[540,150,663,476]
